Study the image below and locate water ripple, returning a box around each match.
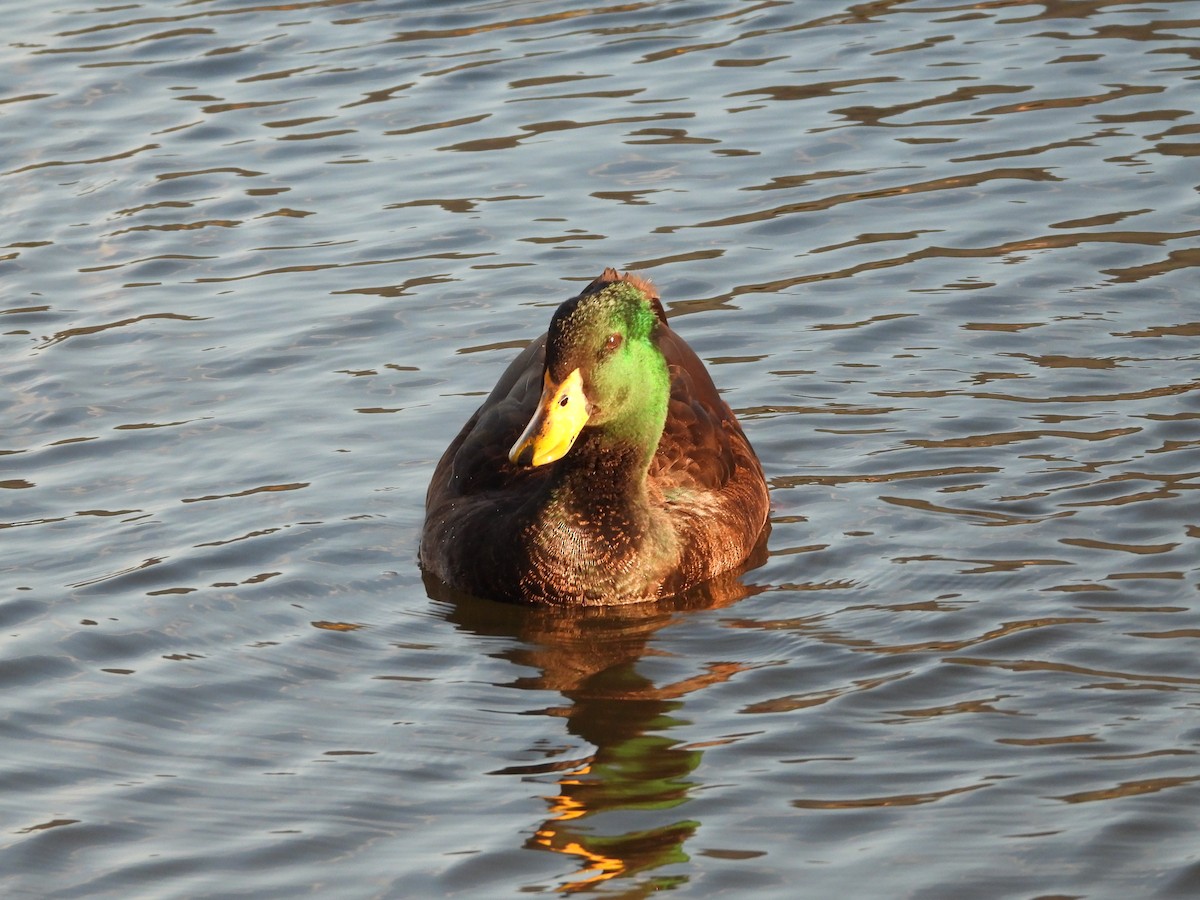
[2,0,1198,896]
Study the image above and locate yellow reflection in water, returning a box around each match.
[526,732,703,893]
[431,548,767,894]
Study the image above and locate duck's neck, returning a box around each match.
[557,368,668,502]
[550,429,653,523]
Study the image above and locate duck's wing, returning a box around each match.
[650,320,770,586]
[425,335,548,509]
[650,322,765,500]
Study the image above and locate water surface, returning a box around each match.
[2,1,1199,896]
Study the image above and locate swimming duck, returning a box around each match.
[420,268,769,606]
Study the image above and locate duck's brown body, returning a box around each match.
[420,269,769,606]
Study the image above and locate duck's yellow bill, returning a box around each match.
[509,368,590,466]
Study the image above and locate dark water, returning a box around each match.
[3,0,1198,896]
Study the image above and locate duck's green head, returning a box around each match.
[510,270,670,468]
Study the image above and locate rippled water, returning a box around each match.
[3,0,1198,896]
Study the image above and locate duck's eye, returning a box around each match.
[604,333,623,353]
[559,395,569,407]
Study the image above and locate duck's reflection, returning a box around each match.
[427,542,765,894]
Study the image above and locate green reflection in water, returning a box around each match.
[432,546,766,895]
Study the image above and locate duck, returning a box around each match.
[420,268,769,606]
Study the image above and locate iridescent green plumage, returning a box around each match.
[421,269,769,606]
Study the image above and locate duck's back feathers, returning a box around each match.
[425,337,546,504]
